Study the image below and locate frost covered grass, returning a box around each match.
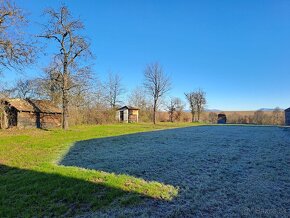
[61,126,290,217]
[0,122,201,217]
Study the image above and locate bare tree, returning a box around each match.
[143,62,171,124]
[166,97,184,122]
[174,98,185,122]
[194,89,206,121]
[39,5,92,129]
[0,0,35,74]
[104,73,124,108]
[167,98,177,122]
[185,92,197,122]
[185,89,206,122]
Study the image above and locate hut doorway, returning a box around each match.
[0,108,5,129]
[120,111,124,122]
[36,112,41,128]
[7,107,17,127]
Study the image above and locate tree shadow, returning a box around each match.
[60,126,290,217]
[0,164,156,217]
[60,127,199,185]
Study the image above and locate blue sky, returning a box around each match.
[3,0,290,110]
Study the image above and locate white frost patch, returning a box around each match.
[61,126,290,217]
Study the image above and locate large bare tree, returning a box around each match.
[39,5,92,129]
[143,62,171,124]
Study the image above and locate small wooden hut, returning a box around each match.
[117,106,139,123]
[285,108,290,126]
[0,98,62,129]
[217,113,227,124]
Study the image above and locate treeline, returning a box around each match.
[205,108,285,125]
[155,108,285,126]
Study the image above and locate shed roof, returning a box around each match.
[2,98,62,114]
[118,106,139,110]
[285,108,290,112]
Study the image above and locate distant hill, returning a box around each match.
[258,108,286,111]
[204,109,221,112]
[258,108,275,111]
[183,108,284,113]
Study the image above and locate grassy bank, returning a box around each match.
[0,122,200,217]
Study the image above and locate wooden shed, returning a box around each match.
[217,113,227,124]
[117,106,139,123]
[285,108,290,126]
[0,98,62,129]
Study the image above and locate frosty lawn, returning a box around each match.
[61,126,290,217]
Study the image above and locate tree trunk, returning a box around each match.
[62,61,69,130]
[191,111,195,122]
[62,88,69,130]
[153,99,157,124]
[170,112,173,122]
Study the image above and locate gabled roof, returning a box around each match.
[1,98,62,114]
[285,108,290,112]
[118,105,139,110]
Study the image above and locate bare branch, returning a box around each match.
[0,0,36,72]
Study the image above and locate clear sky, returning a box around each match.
[3,0,290,110]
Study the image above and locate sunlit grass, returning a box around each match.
[0,122,200,217]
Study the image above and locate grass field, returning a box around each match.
[60,125,290,217]
[0,122,201,217]
[1,123,289,217]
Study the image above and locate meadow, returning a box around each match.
[0,123,199,217]
[1,124,289,217]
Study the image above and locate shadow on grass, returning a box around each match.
[0,164,154,217]
[60,126,290,217]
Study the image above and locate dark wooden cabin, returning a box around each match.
[285,108,290,126]
[0,98,62,129]
[217,113,227,124]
